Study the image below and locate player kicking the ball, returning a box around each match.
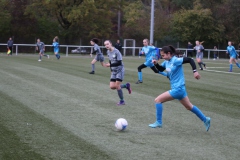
[102,40,131,106]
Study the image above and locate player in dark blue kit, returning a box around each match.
[102,40,132,106]
[149,45,211,131]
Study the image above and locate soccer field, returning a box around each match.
[0,55,239,160]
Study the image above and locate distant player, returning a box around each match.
[52,36,60,59]
[136,39,166,84]
[36,38,49,62]
[89,38,104,74]
[102,40,132,106]
[194,41,206,70]
[226,41,240,72]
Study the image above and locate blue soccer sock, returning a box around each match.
[117,89,124,101]
[55,54,58,58]
[138,72,142,82]
[156,103,163,124]
[39,55,42,60]
[230,64,233,71]
[191,106,206,122]
[91,64,95,71]
[236,63,240,68]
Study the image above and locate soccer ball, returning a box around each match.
[115,118,128,131]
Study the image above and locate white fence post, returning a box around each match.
[16,45,18,56]
[66,46,68,57]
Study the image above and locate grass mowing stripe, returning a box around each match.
[0,55,240,160]
[0,90,113,160]
[0,123,44,160]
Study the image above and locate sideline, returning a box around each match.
[204,69,240,75]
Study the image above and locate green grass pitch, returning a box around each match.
[0,54,239,160]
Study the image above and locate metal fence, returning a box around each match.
[0,43,239,59]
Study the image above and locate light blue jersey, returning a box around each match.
[161,56,185,89]
[52,42,59,53]
[141,46,158,67]
[227,46,237,58]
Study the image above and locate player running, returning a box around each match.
[89,38,104,74]
[194,41,206,70]
[52,36,60,59]
[226,41,240,72]
[36,38,49,62]
[102,40,132,106]
[136,39,166,84]
[149,45,211,132]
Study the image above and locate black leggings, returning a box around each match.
[137,64,158,73]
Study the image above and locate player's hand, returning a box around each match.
[194,72,201,80]
[152,60,158,64]
[103,63,110,67]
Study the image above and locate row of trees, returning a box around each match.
[0,0,239,48]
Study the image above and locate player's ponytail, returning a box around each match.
[161,45,176,55]
[168,45,176,54]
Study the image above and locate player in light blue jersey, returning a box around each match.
[149,45,211,132]
[136,39,166,84]
[89,38,105,74]
[52,36,60,60]
[102,40,132,105]
[226,41,240,72]
[36,38,49,62]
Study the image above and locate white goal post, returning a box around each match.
[123,39,136,56]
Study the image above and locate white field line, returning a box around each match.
[204,69,240,74]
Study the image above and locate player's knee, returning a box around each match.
[152,69,158,73]
[137,67,142,72]
[110,84,119,89]
[116,86,121,90]
[154,98,161,103]
[185,105,192,110]
[110,86,116,90]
